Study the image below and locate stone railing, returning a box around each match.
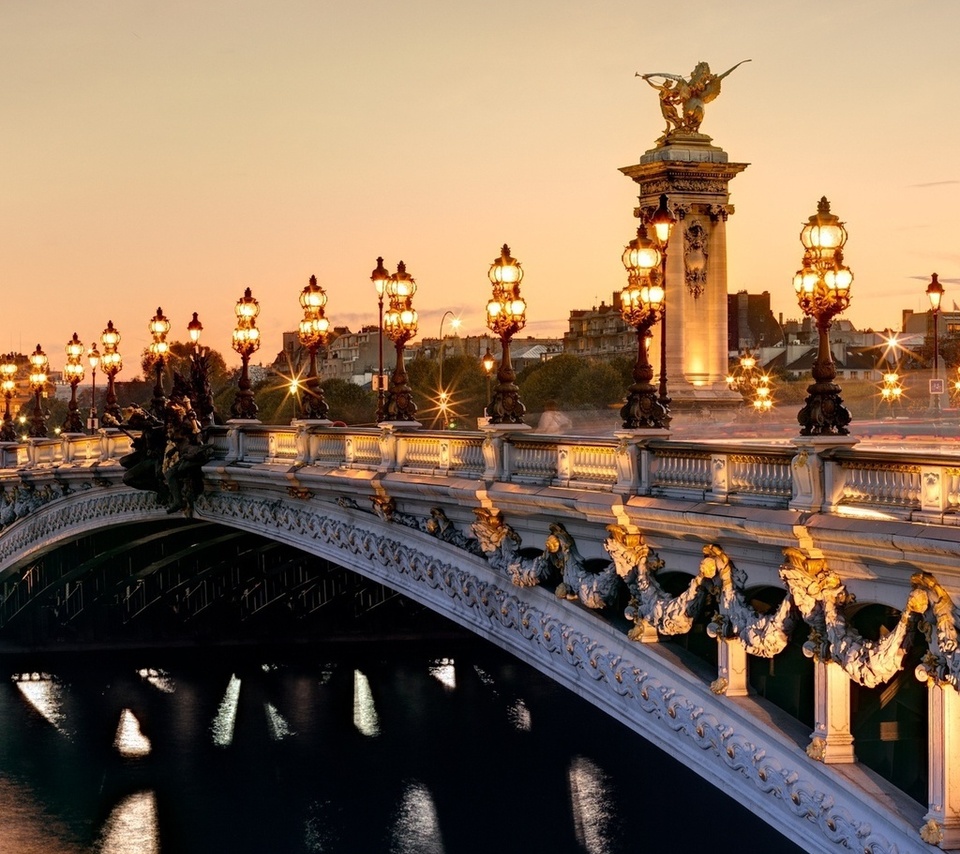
[5,424,960,522]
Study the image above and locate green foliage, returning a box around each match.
[519,354,625,413]
[407,353,489,428]
[140,340,231,393]
[320,378,377,425]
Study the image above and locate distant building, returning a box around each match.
[727,291,784,351]
[563,293,633,360]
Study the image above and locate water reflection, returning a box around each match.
[136,668,175,694]
[390,780,444,854]
[428,658,456,690]
[14,674,69,736]
[113,709,151,758]
[96,791,158,854]
[353,669,380,737]
[264,702,294,741]
[568,756,613,854]
[507,697,531,732]
[211,674,241,747]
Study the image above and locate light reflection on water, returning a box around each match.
[14,675,69,736]
[427,658,456,690]
[390,780,445,854]
[211,673,241,747]
[568,755,614,854]
[0,648,803,854]
[113,709,151,758]
[352,669,380,737]
[137,668,175,694]
[96,791,159,854]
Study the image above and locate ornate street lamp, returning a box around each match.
[382,261,419,422]
[184,313,216,428]
[485,244,527,424]
[0,354,18,442]
[482,346,496,409]
[148,307,171,418]
[99,320,123,424]
[62,333,86,433]
[926,273,945,414]
[620,225,669,429]
[298,274,332,421]
[371,257,390,422]
[649,194,676,409]
[187,312,203,350]
[793,197,853,435]
[725,349,775,415]
[230,287,261,420]
[27,344,49,439]
[880,370,904,414]
[87,344,101,431]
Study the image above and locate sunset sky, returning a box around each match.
[1,1,958,369]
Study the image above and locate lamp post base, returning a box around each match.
[798,381,851,436]
[621,382,671,430]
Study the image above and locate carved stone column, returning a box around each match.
[808,659,855,764]
[620,144,747,412]
[715,636,750,697]
[922,683,960,848]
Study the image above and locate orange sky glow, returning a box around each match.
[1,1,958,369]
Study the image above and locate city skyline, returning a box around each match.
[1,1,958,367]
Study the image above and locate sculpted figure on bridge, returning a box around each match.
[118,374,213,515]
[638,59,750,143]
[550,522,623,610]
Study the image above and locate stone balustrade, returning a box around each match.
[6,424,960,523]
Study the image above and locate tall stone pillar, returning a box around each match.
[620,136,748,411]
[922,682,960,848]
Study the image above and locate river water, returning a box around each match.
[0,640,800,853]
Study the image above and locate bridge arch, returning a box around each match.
[0,462,951,852]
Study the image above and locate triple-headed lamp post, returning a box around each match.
[298,275,332,421]
[231,288,261,420]
[620,224,669,429]
[485,244,527,425]
[100,320,123,424]
[382,262,419,423]
[148,307,171,418]
[27,344,49,439]
[0,354,18,442]
[793,197,854,435]
[62,333,86,434]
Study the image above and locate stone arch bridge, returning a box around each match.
[2,423,960,853]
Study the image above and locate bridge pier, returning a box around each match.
[809,659,855,764]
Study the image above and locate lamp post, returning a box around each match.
[437,311,460,429]
[185,313,216,428]
[0,354,18,442]
[382,261,419,423]
[87,345,100,431]
[27,344,49,439]
[725,350,774,415]
[482,346,496,411]
[62,333,85,434]
[649,194,676,410]
[619,224,669,429]
[485,244,527,424]
[926,273,945,415]
[298,274,332,421]
[371,257,390,422]
[793,197,853,435]
[148,307,171,418]
[98,320,122,425]
[231,287,261,420]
